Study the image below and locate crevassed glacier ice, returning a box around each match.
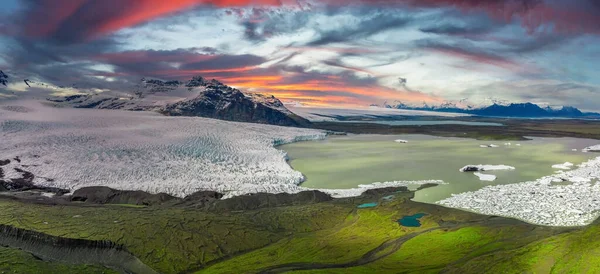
[0,101,328,198]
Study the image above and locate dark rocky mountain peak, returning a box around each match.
[48,75,310,127]
[160,77,309,127]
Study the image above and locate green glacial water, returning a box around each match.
[281,134,599,204]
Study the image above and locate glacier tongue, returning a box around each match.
[0,100,325,198]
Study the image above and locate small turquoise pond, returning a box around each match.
[398,213,427,227]
[357,202,378,208]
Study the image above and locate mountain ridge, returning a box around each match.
[380,100,600,118]
[47,76,310,127]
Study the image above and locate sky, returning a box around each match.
[0,0,599,110]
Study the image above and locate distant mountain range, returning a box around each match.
[378,100,600,118]
[47,76,310,127]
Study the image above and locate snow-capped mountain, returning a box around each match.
[0,70,8,86]
[47,76,310,127]
[382,100,478,112]
[380,100,599,118]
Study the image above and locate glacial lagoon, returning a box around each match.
[281,134,599,204]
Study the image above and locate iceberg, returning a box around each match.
[474,172,496,181]
[583,145,600,153]
[480,144,500,148]
[552,162,574,170]
[460,165,516,172]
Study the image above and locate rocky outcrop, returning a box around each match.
[68,187,332,211]
[0,159,68,194]
[71,187,178,206]
[360,187,409,197]
[206,190,333,211]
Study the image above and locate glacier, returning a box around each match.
[0,101,327,198]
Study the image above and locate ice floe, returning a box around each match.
[459,165,516,172]
[394,139,408,143]
[552,162,574,170]
[480,144,500,148]
[439,156,600,226]
[583,145,600,153]
[474,172,496,181]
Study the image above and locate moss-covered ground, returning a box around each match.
[0,246,117,274]
[1,191,600,273]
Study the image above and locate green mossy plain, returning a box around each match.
[1,192,600,274]
[0,246,117,274]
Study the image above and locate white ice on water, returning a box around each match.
[583,145,600,153]
[439,156,600,226]
[459,165,516,172]
[552,162,574,170]
[473,172,496,181]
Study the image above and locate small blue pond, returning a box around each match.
[398,213,427,227]
[382,195,395,201]
[357,202,378,208]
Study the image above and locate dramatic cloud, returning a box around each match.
[19,0,286,43]
[1,0,599,108]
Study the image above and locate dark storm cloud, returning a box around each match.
[418,13,497,36]
[417,40,523,71]
[179,54,266,71]
[306,13,412,46]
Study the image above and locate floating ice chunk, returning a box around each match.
[504,143,511,146]
[460,165,516,172]
[474,172,496,181]
[572,149,578,152]
[479,144,500,148]
[516,144,521,146]
[583,145,600,153]
[552,162,574,170]
[394,139,408,143]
